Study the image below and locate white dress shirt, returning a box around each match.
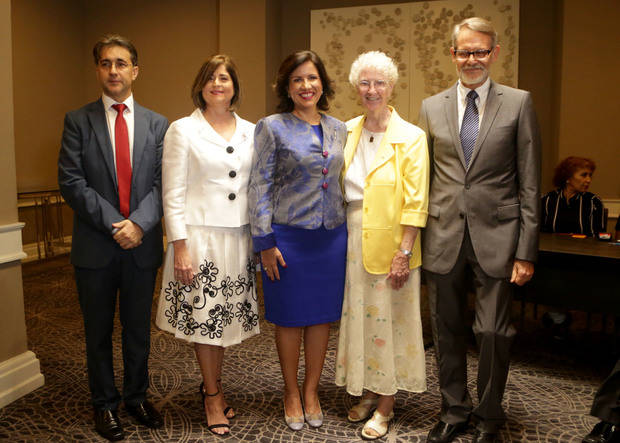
[344,127,384,203]
[163,109,255,242]
[456,77,491,131]
[102,93,135,167]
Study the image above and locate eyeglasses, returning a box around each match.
[453,49,493,60]
[98,60,132,71]
[358,79,388,90]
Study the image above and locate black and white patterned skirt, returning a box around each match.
[156,224,259,347]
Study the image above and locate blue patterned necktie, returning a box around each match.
[460,90,479,167]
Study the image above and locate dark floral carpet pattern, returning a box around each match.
[0,255,614,442]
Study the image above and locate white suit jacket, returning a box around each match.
[163,109,255,242]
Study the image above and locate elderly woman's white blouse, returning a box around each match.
[344,127,384,203]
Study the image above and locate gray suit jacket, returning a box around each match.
[58,99,168,269]
[418,81,541,278]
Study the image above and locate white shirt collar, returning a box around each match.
[102,93,134,113]
[457,77,491,105]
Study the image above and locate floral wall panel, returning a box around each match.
[311,4,411,122]
[409,0,519,122]
[311,0,519,124]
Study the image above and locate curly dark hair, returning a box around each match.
[274,50,334,113]
[552,156,596,189]
[191,55,241,111]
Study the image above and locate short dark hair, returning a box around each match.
[274,50,334,113]
[93,34,138,66]
[553,156,596,188]
[191,55,241,111]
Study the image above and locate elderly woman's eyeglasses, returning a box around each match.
[358,79,388,90]
[453,49,493,60]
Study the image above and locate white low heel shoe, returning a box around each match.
[361,410,394,440]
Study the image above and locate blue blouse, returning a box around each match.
[248,112,347,252]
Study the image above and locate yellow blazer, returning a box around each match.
[342,107,430,274]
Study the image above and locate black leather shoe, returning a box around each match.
[583,421,620,443]
[426,420,468,443]
[473,429,498,443]
[94,408,124,441]
[126,400,163,429]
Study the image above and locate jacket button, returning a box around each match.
[322,182,328,189]
[465,183,470,189]
[226,146,234,153]
[322,167,328,175]
[459,212,465,219]
[229,170,236,178]
[228,193,236,200]
[322,150,328,158]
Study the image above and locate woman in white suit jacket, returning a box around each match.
[155,55,258,436]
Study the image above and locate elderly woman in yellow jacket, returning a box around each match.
[335,51,429,440]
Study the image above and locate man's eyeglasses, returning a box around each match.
[453,49,493,60]
[98,60,132,71]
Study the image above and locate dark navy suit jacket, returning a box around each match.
[58,98,168,269]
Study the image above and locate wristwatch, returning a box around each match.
[399,248,413,259]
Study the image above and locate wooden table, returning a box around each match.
[516,233,620,316]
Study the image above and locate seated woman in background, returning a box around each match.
[540,156,606,333]
[541,156,605,236]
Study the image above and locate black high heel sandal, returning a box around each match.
[200,385,230,436]
[199,381,236,419]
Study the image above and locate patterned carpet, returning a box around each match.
[0,254,616,442]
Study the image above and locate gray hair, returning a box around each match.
[348,51,398,87]
[451,17,498,48]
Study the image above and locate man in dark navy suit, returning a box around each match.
[58,34,168,441]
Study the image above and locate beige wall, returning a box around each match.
[9,0,620,202]
[82,0,218,123]
[556,0,619,199]
[11,0,84,193]
[219,0,268,122]
[0,0,28,364]
[11,0,218,194]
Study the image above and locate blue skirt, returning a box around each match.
[262,223,347,327]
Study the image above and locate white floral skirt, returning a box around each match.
[156,224,259,347]
[335,202,426,396]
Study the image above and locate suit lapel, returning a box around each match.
[87,99,117,188]
[132,102,147,181]
[469,81,502,168]
[443,86,467,169]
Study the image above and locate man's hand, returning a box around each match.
[112,219,143,249]
[510,259,534,286]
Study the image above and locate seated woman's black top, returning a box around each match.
[541,189,605,236]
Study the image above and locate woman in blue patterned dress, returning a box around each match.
[248,50,347,431]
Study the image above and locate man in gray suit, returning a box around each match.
[58,35,167,441]
[419,18,541,443]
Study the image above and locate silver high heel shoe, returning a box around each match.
[303,399,324,428]
[283,399,304,431]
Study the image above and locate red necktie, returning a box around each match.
[112,103,131,218]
